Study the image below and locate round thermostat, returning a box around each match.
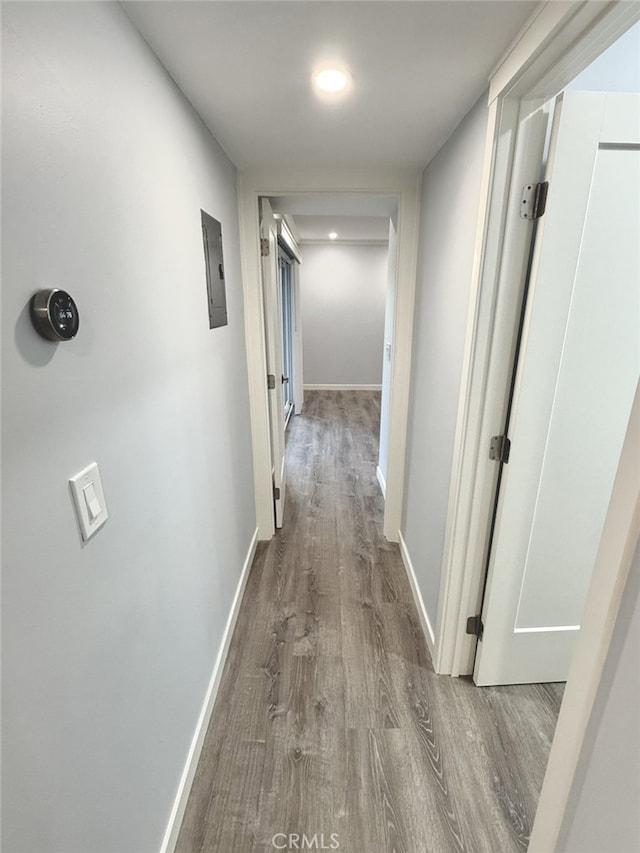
[30,289,80,342]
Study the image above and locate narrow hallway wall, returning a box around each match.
[377,218,398,493]
[1,4,255,851]
[401,93,489,630]
[300,243,387,388]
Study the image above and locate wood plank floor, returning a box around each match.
[176,390,564,853]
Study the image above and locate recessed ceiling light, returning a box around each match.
[328,231,338,240]
[312,65,352,98]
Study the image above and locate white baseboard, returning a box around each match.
[376,465,387,499]
[160,527,259,853]
[303,384,382,391]
[398,530,436,659]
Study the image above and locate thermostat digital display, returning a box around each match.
[30,289,80,342]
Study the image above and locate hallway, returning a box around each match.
[176,391,563,853]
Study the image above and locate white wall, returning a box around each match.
[377,218,398,492]
[299,243,387,387]
[558,535,640,853]
[401,94,489,622]
[1,4,255,852]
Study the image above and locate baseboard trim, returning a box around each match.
[376,465,387,499]
[398,530,436,659]
[303,384,382,391]
[159,527,259,853]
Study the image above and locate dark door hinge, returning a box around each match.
[520,181,549,220]
[489,434,511,464]
[273,486,281,500]
[260,237,270,256]
[466,615,484,640]
[267,373,276,390]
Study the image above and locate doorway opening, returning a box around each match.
[278,253,295,428]
[430,7,639,848]
[239,178,419,543]
[436,10,640,681]
[262,195,397,529]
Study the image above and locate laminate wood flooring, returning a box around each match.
[176,390,564,853]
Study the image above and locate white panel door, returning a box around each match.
[475,92,640,686]
[260,199,287,528]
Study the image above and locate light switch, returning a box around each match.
[70,462,108,542]
[83,483,101,521]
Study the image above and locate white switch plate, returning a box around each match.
[69,462,108,542]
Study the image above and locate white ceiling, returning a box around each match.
[270,192,396,241]
[122,1,539,172]
[269,192,397,218]
[293,215,390,243]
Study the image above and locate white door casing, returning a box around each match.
[260,198,287,528]
[292,259,304,416]
[278,256,294,425]
[275,216,303,417]
[474,92,640,686]
[237,168,422,542]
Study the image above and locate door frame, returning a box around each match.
[435,0,640,679]
[259,198,287,527]
[291,256,304,418]
[277,251,294,427]
[237,168,421,540]
[275,215,304,417]
[433,1,640,846]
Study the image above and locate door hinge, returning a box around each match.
[466,615,484,640]
[520,181,549,220]
[489,434,511,464]
[273,486,281,500]
[260,237,270,256]
[267,373,276,390]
